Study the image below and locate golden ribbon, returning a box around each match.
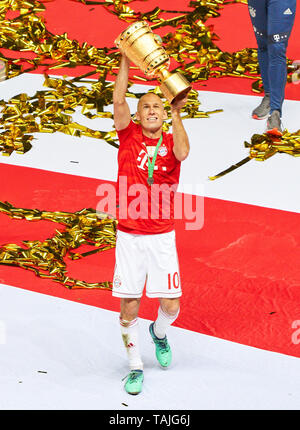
[0,0,296,157]
[0,0,298,287]
[0,0,261,156]
[0,200,116,289]
[209,130,300,180]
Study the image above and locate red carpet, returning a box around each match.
[1,1,300,358]
[3,0,300,98]
[42,0,300,99]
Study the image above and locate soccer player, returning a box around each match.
[248,0,296,135]
[112,54,190,395]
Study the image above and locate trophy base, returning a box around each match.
[159,71,191,104]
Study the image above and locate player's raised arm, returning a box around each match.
[171,95,190,162]
[113,55,132,131]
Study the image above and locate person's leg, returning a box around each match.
[120,298,143,371]
[145,230,182,368]
[119,297,144,395]
[153,297,180,339]
[248,0,269,94]
[149,298,180,368]
[112,231,146,394]
[267,0,296,115]
[112,230,145,370]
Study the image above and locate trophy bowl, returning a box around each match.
[115,21,191,103]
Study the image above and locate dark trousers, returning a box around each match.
[248,0,296,115]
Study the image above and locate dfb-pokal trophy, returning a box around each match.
[115,21,191,103]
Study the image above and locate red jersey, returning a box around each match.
[116,121,181,234]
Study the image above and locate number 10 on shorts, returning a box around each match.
[168,272,180,289]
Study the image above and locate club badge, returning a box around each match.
[158,145,168,157]
[113,274,122,288]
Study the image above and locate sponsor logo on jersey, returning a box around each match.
[283,8,293,15]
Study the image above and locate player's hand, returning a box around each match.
[120,53,130,65]
[171,93,188,113]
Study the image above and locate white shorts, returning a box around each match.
[112,229,182,299]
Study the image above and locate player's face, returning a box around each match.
[136,94,167,133]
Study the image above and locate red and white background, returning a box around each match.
[1,0,300,410]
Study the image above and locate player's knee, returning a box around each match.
[268,41,287,60]
[161,299,180,316]
[120,298,140,322]
[257,43,268,53]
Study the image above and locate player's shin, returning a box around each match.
[120,317,143,370]
[153,304,180,339]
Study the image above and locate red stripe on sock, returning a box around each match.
[119,317,138,328]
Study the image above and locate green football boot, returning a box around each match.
[124,369,144,395]
[149,322,172,368]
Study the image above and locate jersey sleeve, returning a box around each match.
[117,121,138,146]
[167,133,181,167]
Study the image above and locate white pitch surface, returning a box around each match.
[0,73,300,213]
[1,283,300,410]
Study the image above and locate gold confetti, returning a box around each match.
[0,0,285,156]
[0,0,296,157]
[0,201,117,290]
[0,0,298,286]
[209,130,300,179]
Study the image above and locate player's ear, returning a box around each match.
[136,111,140,121]
[163,109,168,120]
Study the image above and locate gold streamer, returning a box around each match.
[0,0,295,156]
[246,130,300,160]
[0,0,277,156]
[0,201,117,290]
[0,0,298,286]
[209,130,300,180]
